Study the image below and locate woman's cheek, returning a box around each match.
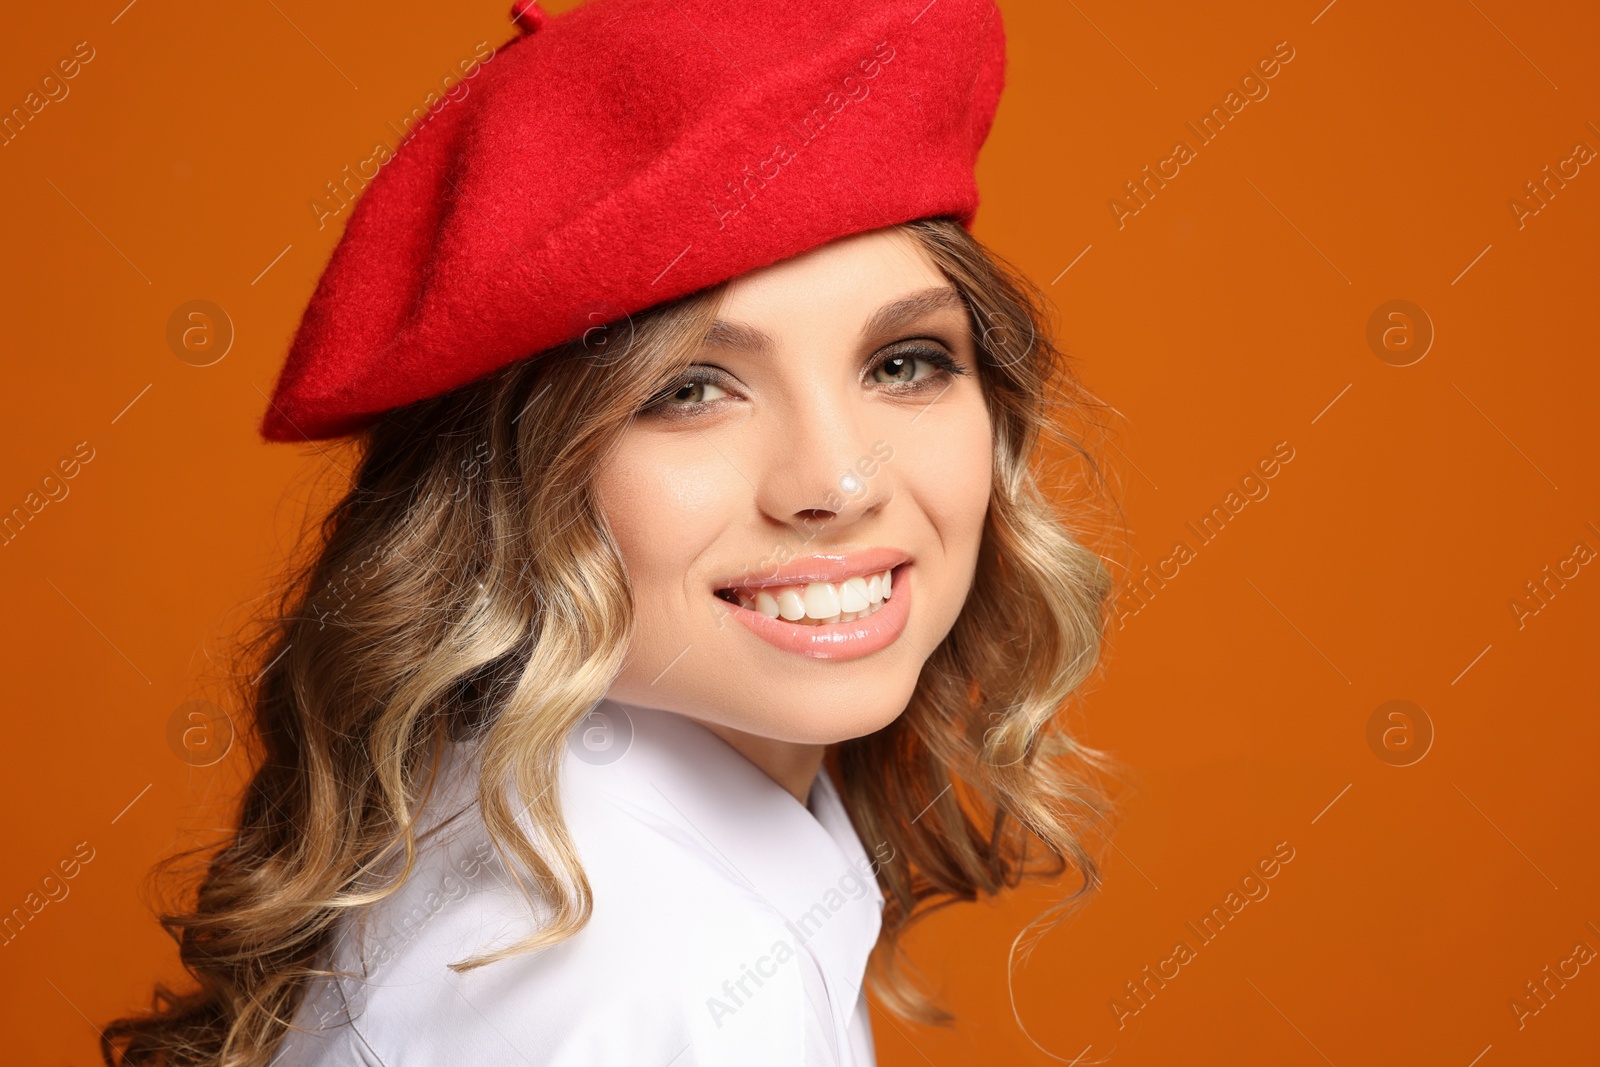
[909,400,992,536]
[599,442,734,593]
[903,403,991,622]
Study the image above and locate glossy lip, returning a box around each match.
[715,546,911,592]
[719,562,913,661]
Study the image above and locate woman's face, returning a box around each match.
[594,226,993,745]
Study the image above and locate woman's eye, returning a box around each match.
[871,346,962,386]
[644,377,728,415]
[669,380,728,404]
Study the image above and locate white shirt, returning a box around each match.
[274,699,885,1066]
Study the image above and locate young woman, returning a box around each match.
[104,1,1115,1064]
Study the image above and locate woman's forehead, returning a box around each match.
[703,287,967,361]
[712,228,955,331]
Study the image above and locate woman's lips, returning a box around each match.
[715,562,912,660]
[715,546,909,590]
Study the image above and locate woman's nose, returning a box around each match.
[754,390,893,534]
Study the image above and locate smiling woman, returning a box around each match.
[103,1,1119,1065]
[595,229,999,775]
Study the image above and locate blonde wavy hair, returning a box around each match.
[103,216,1120,1065]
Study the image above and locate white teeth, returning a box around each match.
[776,587,807,621]
[723,565,900,626]
[803,582,841,620]
[840,576,870,613]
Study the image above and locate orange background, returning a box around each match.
[2,0,1597,1064]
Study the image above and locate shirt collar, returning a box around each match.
[567,697,886,1039]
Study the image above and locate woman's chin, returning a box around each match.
[608,644,924,746]
[609,686,913,748]
[715,689,914,746]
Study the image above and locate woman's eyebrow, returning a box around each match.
[701,285,967,355]
[702,318,773,355]
[857,285,967,341]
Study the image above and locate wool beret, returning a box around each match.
[260,0,1007,442]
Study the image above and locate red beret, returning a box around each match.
[260,0,1007,442]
